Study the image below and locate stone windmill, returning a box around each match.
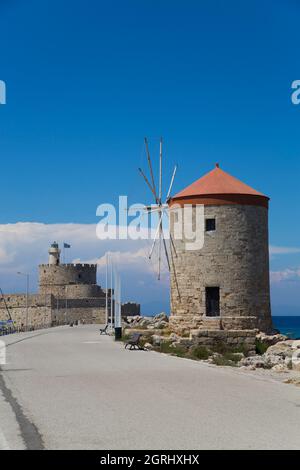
[167,163,273,335]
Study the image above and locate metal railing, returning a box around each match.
[0,320,71,336]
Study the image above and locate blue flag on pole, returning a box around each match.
[63,243,71,248]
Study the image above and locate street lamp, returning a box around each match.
[17,272,29,331]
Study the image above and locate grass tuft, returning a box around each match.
[255,338,269,355]
[188,345,211,360]
[212,355,238,367]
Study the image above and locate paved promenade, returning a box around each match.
[0,325,300,449]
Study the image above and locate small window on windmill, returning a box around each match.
[206,218,216,232]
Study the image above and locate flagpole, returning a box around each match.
[63,243,71,264]
[105,253,108,326]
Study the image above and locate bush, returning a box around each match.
[160,328,172,336]
[121,334,131,342]
[223,352,242,363]
[255,338,269,355]
[213,341,231,355]
[157,341,187,358]
[212,340,250,357]
[212,355,238,367]
[189,345,211,360]
[233,344,250,356]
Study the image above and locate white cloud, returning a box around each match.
[269,245,300,255]
[270,268,300,283]
[0,222,169,314]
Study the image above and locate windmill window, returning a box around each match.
[206,218,216,232]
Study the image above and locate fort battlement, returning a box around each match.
[39,264,97,268]
[39,264,97,290]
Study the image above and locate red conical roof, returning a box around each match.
[170,164,269,208]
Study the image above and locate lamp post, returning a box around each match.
[17,272,29,331]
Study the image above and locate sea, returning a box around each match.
[272,316,300,339]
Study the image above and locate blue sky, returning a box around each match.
[0,0,300,314]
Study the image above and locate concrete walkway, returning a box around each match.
[0,325,300,450]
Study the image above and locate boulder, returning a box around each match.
[139,318,151,328]
[153,320,168,330]
[144,342,153,351]
[132,315,141,322]
[169,333,179,343]
[292,351,300,371]
[256,332,288,347]
[240,355,269,369]
[153,312,169,322]
[264,354,285,367]
[292,340,300,350]
[265,341,294,359]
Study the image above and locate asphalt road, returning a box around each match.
[0,325,300,450]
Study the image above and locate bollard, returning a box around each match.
[114,327,122,340]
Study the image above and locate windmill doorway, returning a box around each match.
[206,287,220,317]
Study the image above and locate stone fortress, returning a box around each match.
[167,164,273,346]
[0,242,140,329]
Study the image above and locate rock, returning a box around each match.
[139,318,151,328]
[284,377,300,387]
[153,312,169,322]
[292,353,300,371]
[240,364,257,370]
[256,332,288,347]
[153,320,168,330]
[272,364,288,373]
[212,352,222,359]
[169,341,188,353]
[292,340,300,350]
[169,333,179,343]
[144,342,153,350]
[240,355,269,369]
[152,335,162,346]
[231,352,245,361]
[239,365,256,371]
[264,354,284,367]
[132,315,141,322]
[265,341,294,359]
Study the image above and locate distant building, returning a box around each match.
[121,302,140,317]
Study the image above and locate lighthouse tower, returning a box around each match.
[168,164,273,334]
[48,241,61,266]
